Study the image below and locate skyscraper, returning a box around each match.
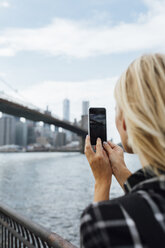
[15,120,28,147]
[27,120,36,145]
[44,106,51,132]
[62,98,71,143]
[82,101,89,115]
[0,114,16,146]
[63,99,70,121]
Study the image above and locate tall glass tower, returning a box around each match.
[63,99,70,121]
[82,101,89,115]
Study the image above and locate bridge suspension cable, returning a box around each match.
[0,76,45,114]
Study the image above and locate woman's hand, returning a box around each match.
[85,135,112,202]
[103,141,132,190]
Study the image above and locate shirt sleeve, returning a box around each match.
[80,199,137,248]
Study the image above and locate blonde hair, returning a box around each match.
[115,54,165,173]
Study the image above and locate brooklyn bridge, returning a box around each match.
[0,92,88,147]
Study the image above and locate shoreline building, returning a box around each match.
[15,119,28,147]
[82,101,89,116]
[63,99,71,143]
[63,99,70,121]
[0,114,16,146]
[81,101,89,131]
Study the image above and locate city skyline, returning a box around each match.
[0,113,70,150]
[0,98,90,150]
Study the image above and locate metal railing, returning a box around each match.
[0,203,77,248]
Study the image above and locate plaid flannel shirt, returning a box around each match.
[80,167,165,248]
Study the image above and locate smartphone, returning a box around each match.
[89,107,107,145]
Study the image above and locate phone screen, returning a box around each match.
[89,108,107,145]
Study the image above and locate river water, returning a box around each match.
[0,152,141,246]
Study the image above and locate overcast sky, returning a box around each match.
[0,0,165,142]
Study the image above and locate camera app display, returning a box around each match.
[89,108,106,145]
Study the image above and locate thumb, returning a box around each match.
[103,141,113,155]
[107,141,117,149]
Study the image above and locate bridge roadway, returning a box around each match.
[0,97,88,138]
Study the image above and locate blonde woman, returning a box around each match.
[80,54,165,248]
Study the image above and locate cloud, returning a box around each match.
[0,1,10,8]
[0,72,6,77]
[18,77,120,141]
[0,0,165,58]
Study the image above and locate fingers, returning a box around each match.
[96,137,103,155]
[102,148,108,157]
[85,135,95,157]
[85,136,115,158]
[103,141,113,154]
[107,140,116,148]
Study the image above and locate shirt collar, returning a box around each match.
[124,166,165,193]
